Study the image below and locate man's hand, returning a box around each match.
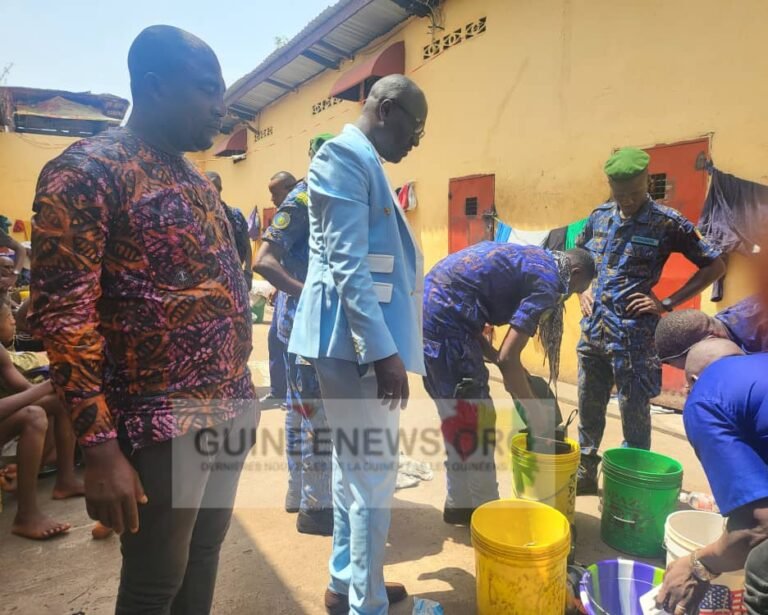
[83,440,147,535]
[579,289,594,317]
[373,353,409,411]
[656,555,710,614]
[626,292,663,317]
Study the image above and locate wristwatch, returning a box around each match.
[661,298,674,312]
[690,550,720,582]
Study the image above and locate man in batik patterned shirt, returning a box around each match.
[29,25,256,614]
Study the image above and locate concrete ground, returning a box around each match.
[0,312,711,615]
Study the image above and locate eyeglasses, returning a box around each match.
[387,99,426,141]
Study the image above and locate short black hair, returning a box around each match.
[565,247,595,279]
[655,309,715,361]
[270,171,297,186]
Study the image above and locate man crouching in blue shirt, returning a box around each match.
[658,340,768,615]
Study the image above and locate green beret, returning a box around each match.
[309,132,335,155]
[604,148,650,180]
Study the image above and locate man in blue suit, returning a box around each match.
[289,74,427,615]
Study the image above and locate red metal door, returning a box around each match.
[644,138,711,393]
[262,206,276,231]
[448,175,495,253]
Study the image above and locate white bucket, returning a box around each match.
[665,511,746,612]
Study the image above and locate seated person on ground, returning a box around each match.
[0,302,81,506]
[658,339,768,614]
[10,298,45,353]
[0,256,20,310]
[0,370,71,539]
[0,299,49,366]
[655,295,767,369]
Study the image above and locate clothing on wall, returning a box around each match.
[494,221,549,247]
[699,166,768,255]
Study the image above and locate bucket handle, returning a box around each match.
[598,467,638,525]
[515,479,574,504]
[610,514,636,525]
[597,467,604,511]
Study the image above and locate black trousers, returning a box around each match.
[745,538,768,614]
[115,408,258,615]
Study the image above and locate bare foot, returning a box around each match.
[52,478,85,500]
[12,511,71,540]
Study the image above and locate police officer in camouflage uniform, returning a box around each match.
[423,243,595,524]
[576,148,725,494]
[253,134,335,534]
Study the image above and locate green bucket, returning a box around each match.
[600,448,683,557]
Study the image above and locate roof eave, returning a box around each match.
[224,0,376,108]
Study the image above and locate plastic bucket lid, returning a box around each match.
[471,499,571,561]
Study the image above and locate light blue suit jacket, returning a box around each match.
[288,124,425,375]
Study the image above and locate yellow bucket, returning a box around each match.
[510,433,580,523]
[472,499,571,614]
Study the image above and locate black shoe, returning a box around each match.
[37,463,58,479]
[577,466,598,495]
[259,393,284,408]
[297,508,334,536]
[285,491,300,514]
[443,507,475,525]
[324,582,407,614]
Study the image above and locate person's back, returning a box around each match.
[291,122,424,374]
[715,295,768,354]
[684,353,768,514]
[424,241,562,335]
[655,295,768,368]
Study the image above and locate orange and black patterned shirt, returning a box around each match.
[29,128,255,449]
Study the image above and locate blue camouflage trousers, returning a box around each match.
[284,352,332,511]
[423,330,499,510]
[268,318,287,399]
[577,341,661,468]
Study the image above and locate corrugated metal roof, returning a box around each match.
[16,96,120,123]
[224,0,420,120]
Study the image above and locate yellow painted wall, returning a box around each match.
[0,131,80,241]
[204,0,767,383]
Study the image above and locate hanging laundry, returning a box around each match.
[247,206,261,240]
[564,217,589,250]
[544,226,567,251]
[495,221,511,243]
[397,182,418,211]
[699,166,768,255]
[507,227,549,246]
[495,222,509,242]
[494,221,548,246]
